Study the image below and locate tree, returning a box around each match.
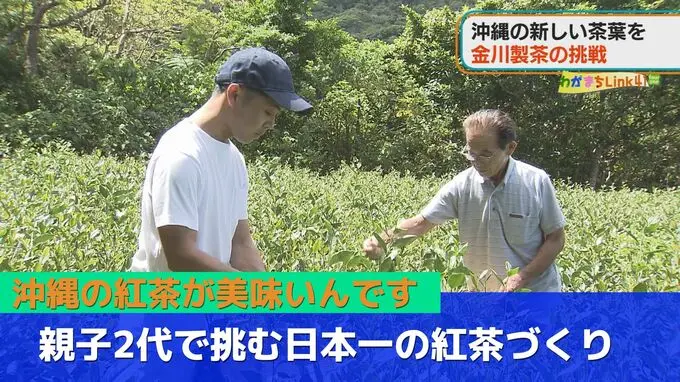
[5,0,109,75]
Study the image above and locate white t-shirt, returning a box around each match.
[130,119,249,271]
[421,157,566,291]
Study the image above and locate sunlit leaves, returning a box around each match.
[2,146,677,291]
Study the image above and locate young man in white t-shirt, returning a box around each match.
[362,109,567,292]
[129,47,313,272]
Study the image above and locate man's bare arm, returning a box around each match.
[158,225,238,272]
[363,215,437,258]
[519,227,566,281]
[230,219,265,271]
[380,214,437,242]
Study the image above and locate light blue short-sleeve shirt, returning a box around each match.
[421,157,566,291]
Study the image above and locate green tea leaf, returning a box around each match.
[346,254,372,269]
[633,282,648,292]
[447,273,466,290]
[380,258,394,272]
[33,234,53,246]
[328,250,353,266]
[373,232,387,252]
[392,234,418,249]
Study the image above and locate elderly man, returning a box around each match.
[363,109,567,291]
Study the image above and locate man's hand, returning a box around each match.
[362,237,384,260]
[501,273,529,292]
[231,219,265,272]
[503,227,566,291]
[362,214,436,260]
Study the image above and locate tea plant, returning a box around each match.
[1,144,678,291]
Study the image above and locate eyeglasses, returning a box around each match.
[460,145,497,162]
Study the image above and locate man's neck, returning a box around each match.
[188,100,232,143]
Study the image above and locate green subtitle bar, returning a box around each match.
[2,272,441,314]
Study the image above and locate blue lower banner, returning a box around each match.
[0,293,678,381]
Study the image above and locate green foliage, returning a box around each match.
[311,0,473,41]
[1,0,679,190]
[553,180,680,291]
[0,143,144,272]
[1,146,678,291]
[0,51,212,157]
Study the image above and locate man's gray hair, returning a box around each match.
[463,109,518,149]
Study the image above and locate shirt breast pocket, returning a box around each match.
[502,211,540,246]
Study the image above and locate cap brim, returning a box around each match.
[263,90,313,113]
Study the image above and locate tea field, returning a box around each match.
[1,144,678,292]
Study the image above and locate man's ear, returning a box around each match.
[507,141,518,155]
[224,83,241,108]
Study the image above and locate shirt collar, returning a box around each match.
[500,156,516,188]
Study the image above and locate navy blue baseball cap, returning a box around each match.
[215,47,312,113]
